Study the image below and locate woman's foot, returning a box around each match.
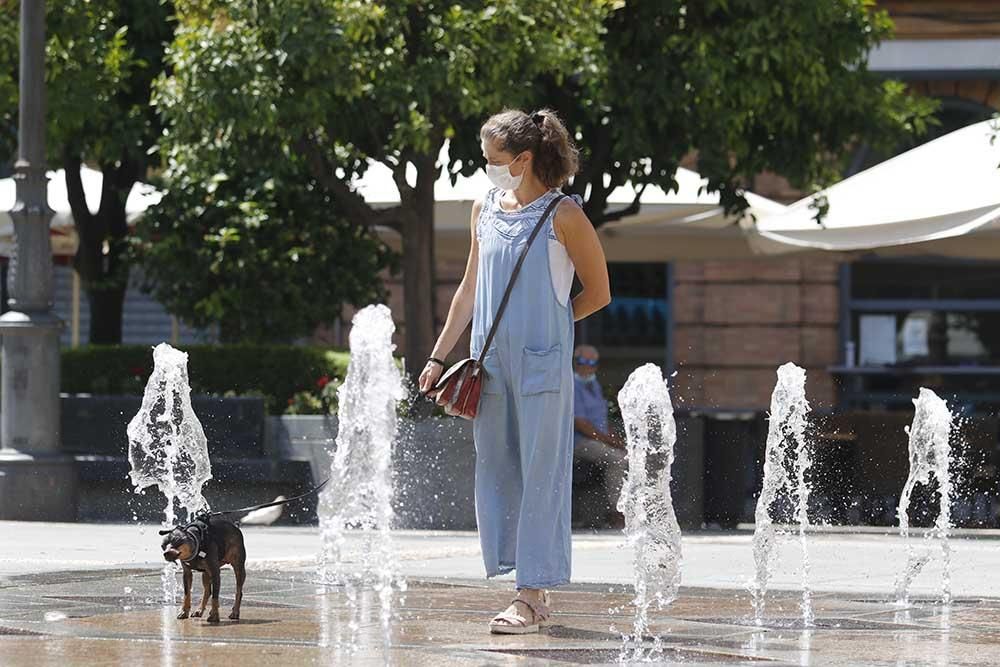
[489,589,551,634]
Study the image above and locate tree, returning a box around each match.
[0,1,174,343]
[132,139,395,343]
[153,0,608,373]
[451,1,937,226]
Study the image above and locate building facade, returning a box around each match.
[326,2,1000,526]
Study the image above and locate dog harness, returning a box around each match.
[178,513,210,563]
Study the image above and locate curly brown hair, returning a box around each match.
[480,108,579,188]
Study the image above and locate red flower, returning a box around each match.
[288,398,294,405]
[316,375,331,389]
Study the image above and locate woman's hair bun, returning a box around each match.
[480,108,578,188]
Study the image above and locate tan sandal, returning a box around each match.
[489,591,552,635]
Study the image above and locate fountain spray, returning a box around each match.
[318,305,406,652]
[751,362,814,627]
[127,343,212,603]
[895,388,954,606]
[616,363,683,661]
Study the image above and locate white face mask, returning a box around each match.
[574,372,598,384]
[485,153,524,191]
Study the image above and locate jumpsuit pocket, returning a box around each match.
[520,344,562,395]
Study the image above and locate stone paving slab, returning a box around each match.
[4,524,1000,664]
[4,522,1000,599]
[0,564,997,666]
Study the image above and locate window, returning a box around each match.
[849,261,1000,366]
[839,259,1000,411]
[575,262,672,387]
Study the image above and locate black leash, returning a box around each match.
[209,478,330,517]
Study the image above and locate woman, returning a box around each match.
[418,109,611,634]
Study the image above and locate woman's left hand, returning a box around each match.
[419,360,443,395]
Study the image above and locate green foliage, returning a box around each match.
[0,1,176,343]
[132,149,396,343]
[450,0,938,221]
[59,344,351,414]
[157,1,607,159]
[0,0,172,171]
[153,0,610,366]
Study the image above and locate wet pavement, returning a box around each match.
[3,524,1000,664]
[1,562,998,665]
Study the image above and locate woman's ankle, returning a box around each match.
[516,588,544,602]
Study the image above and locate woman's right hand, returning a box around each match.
[418,360,444,395]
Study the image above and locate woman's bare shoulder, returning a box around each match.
[553,195,590,240]
[470,198,484,227]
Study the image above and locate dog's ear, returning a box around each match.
[158,529,172,535]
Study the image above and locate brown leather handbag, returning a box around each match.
[428,193,567,419]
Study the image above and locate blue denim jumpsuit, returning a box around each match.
[471,187,575,589]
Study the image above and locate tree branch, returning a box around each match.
[295,136,404,232]
[595,184,645,226]
[63,152,97,242]
[571,119,618,227]
[97,158,135,239]
[578,120,613,192]
[391,153,415,209]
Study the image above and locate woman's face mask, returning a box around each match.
[485,152,525,191]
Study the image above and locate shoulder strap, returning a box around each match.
[478,193,567,363]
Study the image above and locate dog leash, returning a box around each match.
[209,478,331,517]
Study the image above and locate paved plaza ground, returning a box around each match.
[3,523,1000,665]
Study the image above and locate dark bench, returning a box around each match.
[62,395,315,523]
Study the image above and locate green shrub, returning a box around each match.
[59,345,351,414]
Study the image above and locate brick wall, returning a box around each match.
[322,256,842,410]
[672,258,842,411]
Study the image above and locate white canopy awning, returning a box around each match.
[2,153,789,263]
[752,119,1000,258]
[357,146,787,262]
[0,166,162,257]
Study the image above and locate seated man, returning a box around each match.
[572,344,628,528]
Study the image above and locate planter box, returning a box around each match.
[60,394,311,523]
[269,415,477,530]
[271,414,706,531]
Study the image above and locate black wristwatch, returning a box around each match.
[427,357,445,368]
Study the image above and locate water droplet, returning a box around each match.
[44,611,67,622]
[123,587,133,594]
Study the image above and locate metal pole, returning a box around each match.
[0,0,76,521]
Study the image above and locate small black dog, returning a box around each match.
[160,513,246,623]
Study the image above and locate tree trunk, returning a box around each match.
[1,261,8,314]
[219,315,245,344]
[65,155,137,344]
[87,285,127,344]
[74,222,131,345]
[400,154,438,382]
